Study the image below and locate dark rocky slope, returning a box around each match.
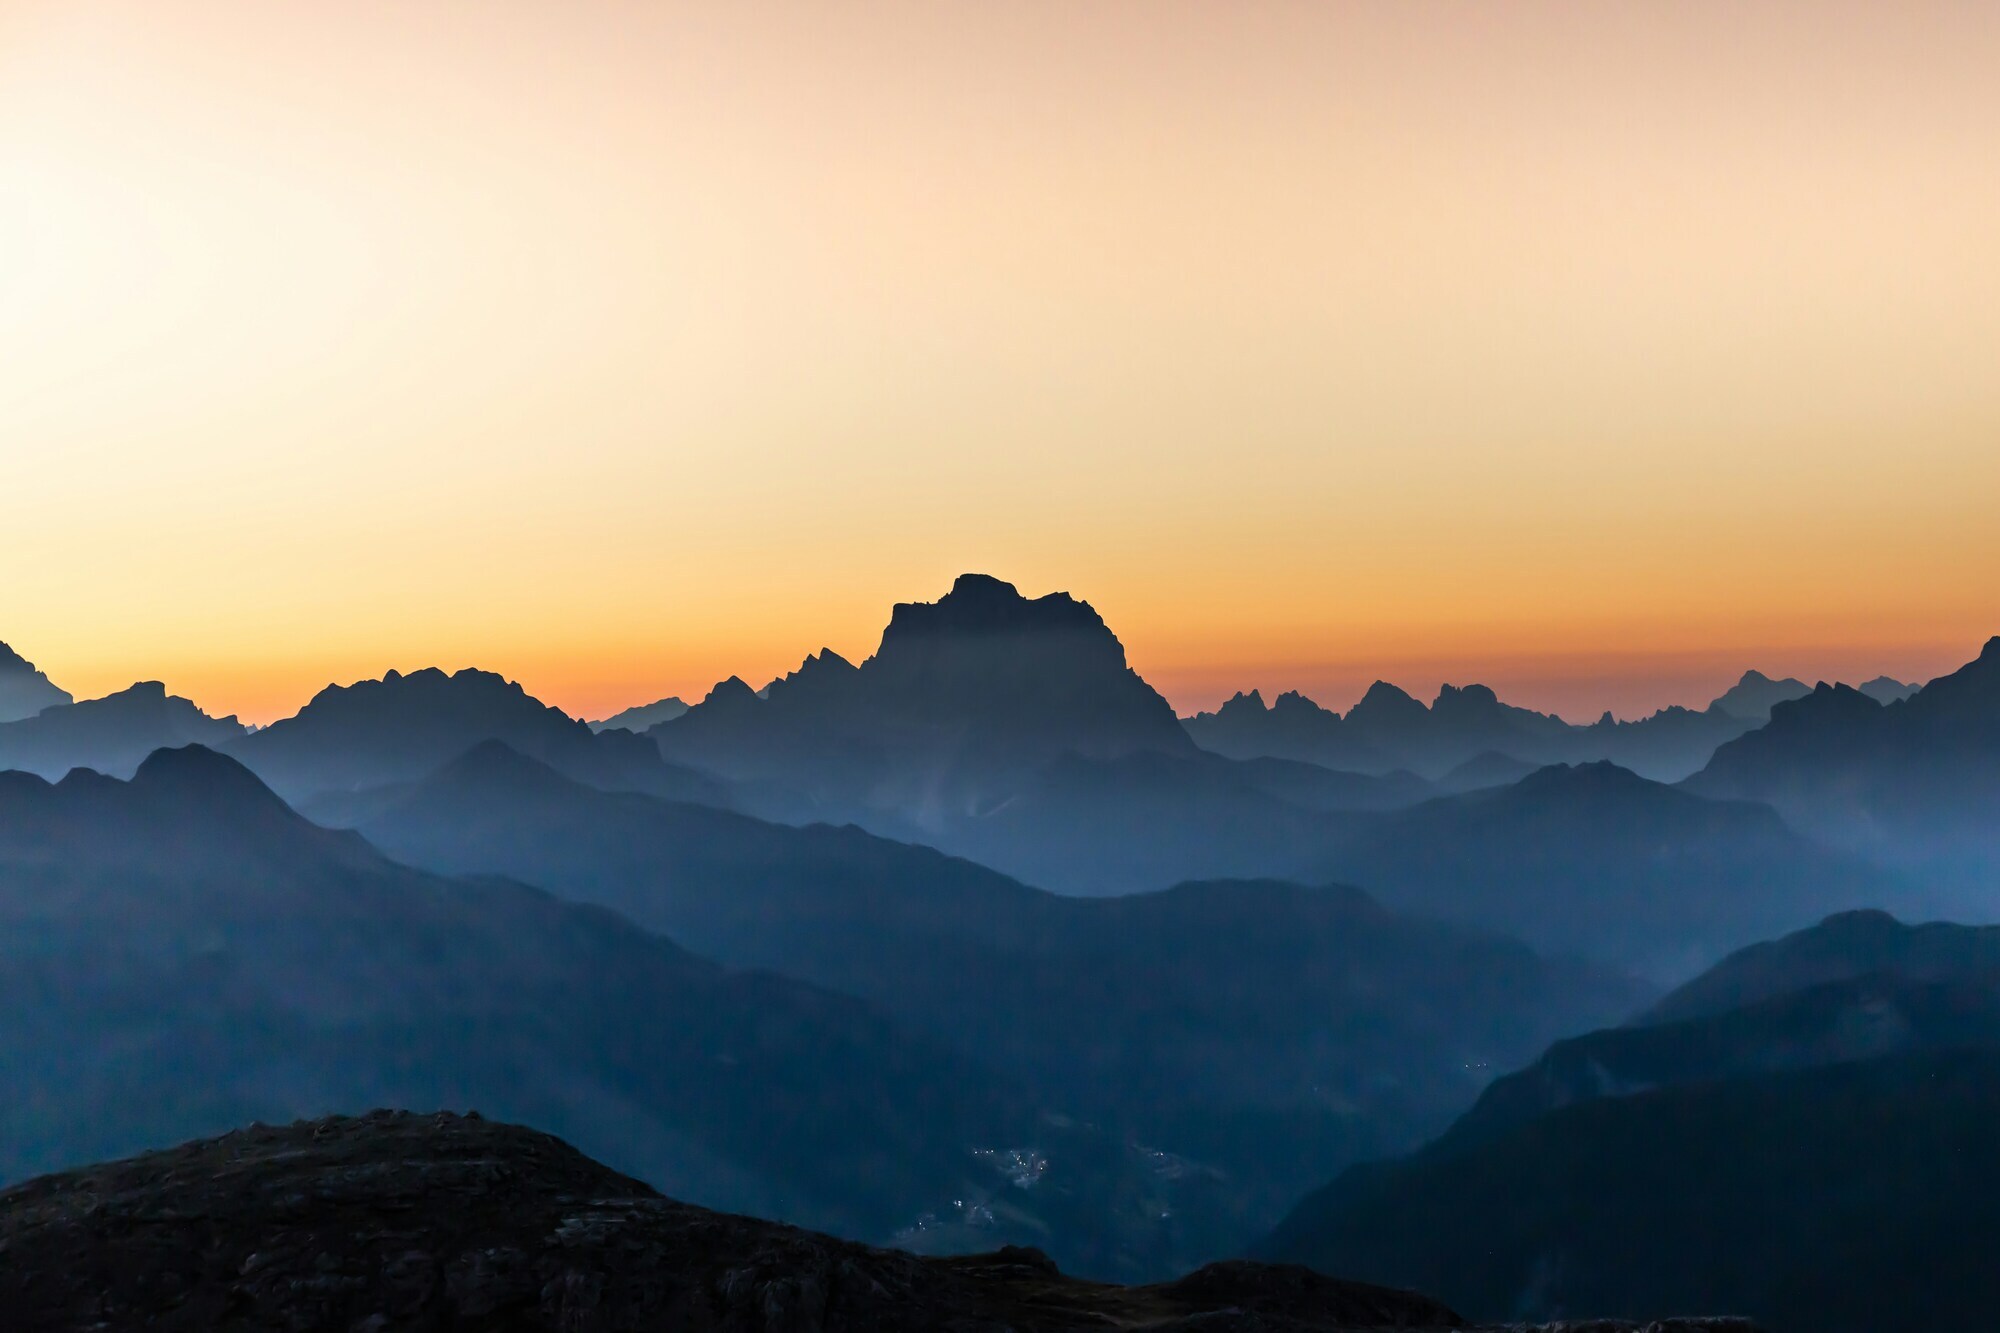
[0,1111,1756,1333]
[0,640,71,723]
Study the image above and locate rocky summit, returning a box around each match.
[0,1111,1759,1333]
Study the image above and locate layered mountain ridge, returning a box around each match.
[0,641,72,723]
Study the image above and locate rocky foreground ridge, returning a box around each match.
[0,1111,1758,1333]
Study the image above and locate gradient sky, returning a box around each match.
[4,1,1997,725]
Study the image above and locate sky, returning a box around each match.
[4,1,1997,725]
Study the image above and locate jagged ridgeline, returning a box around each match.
[3,576,1996,1324]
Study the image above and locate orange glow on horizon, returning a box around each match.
[4,2,1997,726]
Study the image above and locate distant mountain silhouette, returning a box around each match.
[227,666,726,806]
[648,576,1400,892]
[1186,679,1775,783]
[1186,668,1907,783]
[1261,911,2000,1332]
[0,681,244,779]
[0,642,71,723]
[1185,683,1576,780]
[1685,637,2000,893]
[1434,750,1538,793]
[655,575,1192,824]
[1323,762,1894,978]
[1709,669,1811,721]
[325,740,1643,1271]
[1857,674,1919,705]
[1442,970,2000,1151]
[0,744,1054,1245]
[1640,908,2000,1024]
[588,695,689,732]
[1181,690,1389,772]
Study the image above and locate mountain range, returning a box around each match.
[1186,669,1918,784]
[1319,761,1895,978]
[223,666,726,808]
[0,642,71,723]
[1261,911,2000,1332]
[0,680,245,779]
[1686,638,2000,900]
[0,745,1024,1244]
[311,738,1643,1269]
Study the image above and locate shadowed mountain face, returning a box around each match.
[10,1109,1729,1333]
[1857,675,1918,706]
[1321,762,1894,980]
[1441,971,2000,1150]
[1185,683,1582,781]
[225,667,724,807]
[1686,639,2000,894]
[0,642,71,723]
[327,741,1645,1266]
[1260,1047,2000,1333]
[0,745,1038,1244]
[0,681,244,779]
[1260,912,2000,1333]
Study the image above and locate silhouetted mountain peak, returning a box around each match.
[425,738,579,799]
[230,665,722,808]
[1215,689,1268,717]
[701,675,761,708]
[0,641,75,723]
[1510,759,1650,799]
[1271,690,1328,716]
[879,573,1114,648]
[1856,676,1919,706]
[1434,683,1501,710]
[1348,681,1425,728]
[588,696,689,733]
[131,743,297,817]
[1710,669,1811,722]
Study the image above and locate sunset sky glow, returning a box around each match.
[4,1,1997,724]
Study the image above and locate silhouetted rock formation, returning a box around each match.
[1708,669,1811,721]
[0,641,71,723]
[1186,669,1905,784]
[0,1110,1755,1333]
[588,695,689,732]
[1686,637,2000,894]
[656,575,1192,823]
[1443,971,2000,1150]
[227,666,724,806]
[1261,912,2000,1333]
[0,680,244,779]
[0,745,1029,1244]
[1185,678,1771,783]
[1323,762,1893,979]
[651,576,1373,891]
[326,741,1641,1274]
[1856,674,1918,706]
[1434,750,1538,794]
